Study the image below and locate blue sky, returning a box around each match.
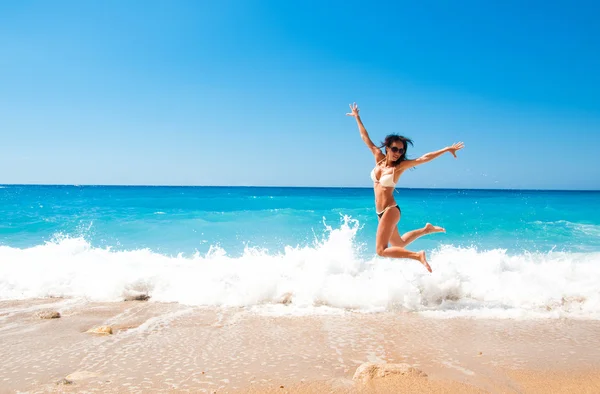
[1,0,599,190]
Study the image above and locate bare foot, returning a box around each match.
[417,251,432,273]
[424,223,445,234]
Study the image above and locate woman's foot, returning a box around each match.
[424,223,445,234]
[417,250,432,273]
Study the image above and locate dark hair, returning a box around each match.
[379,134,413,166]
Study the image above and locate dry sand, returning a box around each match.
[1,298,599,393]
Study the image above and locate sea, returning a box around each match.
[1,185,599,319]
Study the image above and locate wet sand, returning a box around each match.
[1,298,600,393]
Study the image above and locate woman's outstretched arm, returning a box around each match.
[346,103,385,162]
[400,142,465,168]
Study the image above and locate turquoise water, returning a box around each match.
[1,185,599,255]
[1,185,599,317]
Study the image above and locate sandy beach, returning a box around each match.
[1,298,600,393]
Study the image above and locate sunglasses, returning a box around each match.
[389,146,405,154]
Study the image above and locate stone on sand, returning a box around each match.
[124,293,150,301]
[65,371,100,380]
[38,310,61,319]
[86,325,113,335]
[353,362,427,384]
[279,292,293,305]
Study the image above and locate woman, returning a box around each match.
[346,103,464,272]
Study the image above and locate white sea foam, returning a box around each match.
[1,217,599,319]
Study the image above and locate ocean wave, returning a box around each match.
[531,220,600,236]
[562,221,600,236]
[1,217,599,319]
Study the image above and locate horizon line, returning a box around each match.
[1,183,599,192]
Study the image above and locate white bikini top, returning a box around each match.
[370,160,397,188]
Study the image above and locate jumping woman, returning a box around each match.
[346,102,464,272]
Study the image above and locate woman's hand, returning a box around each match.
[447,142,465,158]
[346,102,360,118]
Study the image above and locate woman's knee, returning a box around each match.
[376,244,387,256]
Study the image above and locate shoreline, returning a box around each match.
[1,298,600,393]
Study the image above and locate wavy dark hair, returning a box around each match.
[378,134,413,166]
